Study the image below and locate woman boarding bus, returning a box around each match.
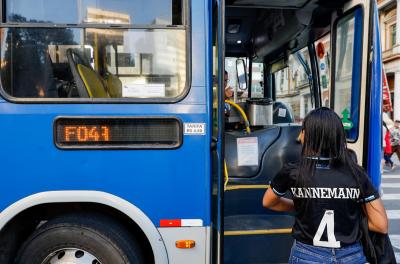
[263,108,388,263]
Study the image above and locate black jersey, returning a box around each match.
[271,162,379,248]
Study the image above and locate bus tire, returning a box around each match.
[15,213,145,264]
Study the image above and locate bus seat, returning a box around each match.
[273,102,294,123]
[77,64,109,98]
[67,48,109,98]
[105,74,122,98]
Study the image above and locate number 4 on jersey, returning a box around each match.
[313,210,341,248]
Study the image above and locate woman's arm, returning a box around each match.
[364,198,388,234]
[262,188,294,212]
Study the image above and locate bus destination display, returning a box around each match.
[55,118,181,149]
[63,125,110,142]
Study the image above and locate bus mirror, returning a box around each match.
[236,59,247,90]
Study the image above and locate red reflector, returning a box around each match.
[160,219,181,227]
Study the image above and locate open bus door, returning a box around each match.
[324,0,382,189]
[332,0,383,189]
[220,0,381,263]
[330,0,375,169]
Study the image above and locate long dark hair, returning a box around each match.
[299,107,366,196]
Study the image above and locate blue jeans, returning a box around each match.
[289,240,366,264]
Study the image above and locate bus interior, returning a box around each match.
[220,0,365,262]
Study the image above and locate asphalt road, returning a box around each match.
[383,155,400,263]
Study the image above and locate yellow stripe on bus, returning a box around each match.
[225,185,270,191]
[224,228,292,236]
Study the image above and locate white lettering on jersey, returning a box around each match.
[290,187,360,199]
[338,188,345,198]
[313,210,341,248]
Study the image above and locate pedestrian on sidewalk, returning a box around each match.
[389,120,400,162]
[262,107,388,264]
[383,122,394,169]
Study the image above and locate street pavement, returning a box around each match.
[383,155,400,263]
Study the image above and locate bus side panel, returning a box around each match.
[0,104,208,223]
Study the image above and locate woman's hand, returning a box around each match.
[262,188,295,212]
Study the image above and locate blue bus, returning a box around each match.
[0,0,382,263]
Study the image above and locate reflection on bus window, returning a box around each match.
[333,9,362,141]
[274,47,314,124]
[334,16,355,117]
[6,0,183,25]
[0,28,186,99]
[251,63,264,98]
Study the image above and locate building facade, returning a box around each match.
[378,0,400,120]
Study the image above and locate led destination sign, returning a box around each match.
[63,125,110,142]
[55,118,182,149]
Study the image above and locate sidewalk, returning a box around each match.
[382,153,400,262]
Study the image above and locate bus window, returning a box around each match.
[315,34,331,108]
[332,8,363,141]
[274,47,314,124]
[6,0,183,25]
[251,62,264,98]
[1,0,186,100]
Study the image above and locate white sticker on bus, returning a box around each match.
[278,108,287,117]
[181,219,203,227]
[122,83,165,97]
[237,137,259,166]
[184,123,206,135]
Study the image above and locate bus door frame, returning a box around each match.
[211,0,225,263]
[366,2,383,188]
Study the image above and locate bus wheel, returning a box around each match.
[15,213,145,264]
